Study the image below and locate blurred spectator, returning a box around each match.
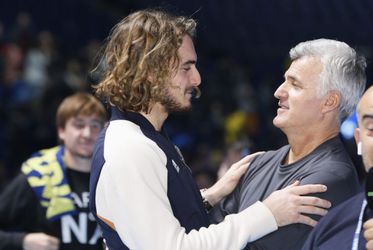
[0,93,107,250]
[23,31,57,99]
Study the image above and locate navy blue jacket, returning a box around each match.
[89,108,209,249]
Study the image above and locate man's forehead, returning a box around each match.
[284,57,322,84]
[178,35,197,61]
[289,57,322,71]
[359,87,373,117]
[69,114,103,121]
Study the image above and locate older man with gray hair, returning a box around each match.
[211,38,367,250]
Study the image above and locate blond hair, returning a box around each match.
[94,9,197,113]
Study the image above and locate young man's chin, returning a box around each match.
[167,102,193,113]
[75,151,94,159]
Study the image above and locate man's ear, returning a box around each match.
[322,91,340,113]
[354,128,362,155]
[57,127,65,142]
[354,128,361,144]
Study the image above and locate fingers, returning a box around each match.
[367,241,373,250]
[48,236,60,250]
[297,196,331,209]
[295,214,318,227]
[364,218,373,229]
[297,205,328,216]
[287,183,328,196]
[23,233,60,250]
[243,151,265,161]
[364,219,373,250]
[232,151,265,169]
[364,228,373,243]
[263,183,331,227]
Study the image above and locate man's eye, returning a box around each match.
[73,123,85,129]
[291,82,301,89]
[363,120,373,131]
[91,122,103,130]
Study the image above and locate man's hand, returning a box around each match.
[203,152,264,205]
[23,233,60,250]
[263,181,331,227]
[364,218,373,249]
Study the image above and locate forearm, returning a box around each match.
[200,186,223,207]
[98,158,277,249]
[0,174,41,250]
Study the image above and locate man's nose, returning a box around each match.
[82,125,92,137]
[274,82,287,99]
[191,67,201,86]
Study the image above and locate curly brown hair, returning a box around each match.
[94,9,197,113]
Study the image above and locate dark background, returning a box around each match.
[0,0,372,189]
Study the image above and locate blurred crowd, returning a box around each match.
[0,9,364,191]
[0,11,103,189]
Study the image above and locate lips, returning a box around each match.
[185,89,194,99]
[278,101,289,109]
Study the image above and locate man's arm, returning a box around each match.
[0,174,33,250]
[96,130,330,250]
[0,174,59,250]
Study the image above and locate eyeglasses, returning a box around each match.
[71,118,104,132]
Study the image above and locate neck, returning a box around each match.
[285,127,339,165]
[64,150,92,173]
[140,103,168,131]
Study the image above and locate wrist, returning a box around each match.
[201,184,224,206]
[200,188,214,211]
[200,188,213,212]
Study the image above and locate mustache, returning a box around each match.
[192,86,201,99]
[169,85,201,99]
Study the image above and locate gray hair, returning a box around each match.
[289,38,366,122]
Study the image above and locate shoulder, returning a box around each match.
[104,120,166,162]
[306,138,356,176]
[3,173,30,191]
[0,173,39,207]
[316,137,353,163]
[101,121,168,180]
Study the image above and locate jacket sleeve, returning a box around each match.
[0,173,40,250]
[95,124,277,250]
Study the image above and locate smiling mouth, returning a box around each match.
[185,89,194,98]
[278,102,289,109]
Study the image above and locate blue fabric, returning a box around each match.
[21,146,76,221]
[303,192,373,250]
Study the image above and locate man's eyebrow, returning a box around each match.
[181,60,197,66]
[362,114,373,120]
[284,74,302,84]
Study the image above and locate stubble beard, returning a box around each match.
[160,89,192,113]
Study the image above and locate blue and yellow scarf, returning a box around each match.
[21,146,76,221]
